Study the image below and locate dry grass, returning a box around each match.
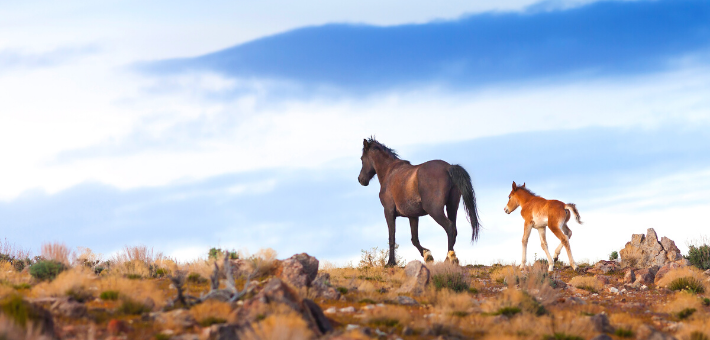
[490,266,521,285]
[0,238,32,260]
[239,311,314,340]
[0,314,49,340]
[656,266,710,293]
[98,276,167,308]
[30,267,96,299]
[72,247,102,268]
[363,305,412,328]
[568,275,604,293]
[481,288,546,316]
[0,261,32,286]
[40,242,72,265]
[431,289,476,316]
[657,291,704,317]
[189,300,233,325]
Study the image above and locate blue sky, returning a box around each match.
[1,0,709,264]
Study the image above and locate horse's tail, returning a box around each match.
[565,203,583,224]
[448,165,481,242]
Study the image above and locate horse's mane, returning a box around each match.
[516,186,537,196]
[364,137,399,159]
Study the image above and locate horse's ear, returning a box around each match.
[522,182,526,188]
[512,181,517,190]
[363,139,370,150]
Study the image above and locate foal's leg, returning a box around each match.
[520,221,534,270]
[409,217,433,263]
[550,221,577,270]
[553,224,572,262]
[537,228,555,272]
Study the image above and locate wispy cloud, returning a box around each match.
[0,44,99,72]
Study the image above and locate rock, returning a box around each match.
[324,307,337,314]
[634,267,659,286]
[594,275,611,285]
[591,261,619,274]
[551,279,567,289]
[623,269,636,284]
[395,261,430,296]
[339,306,356,313]
[107,319,129,335]
[589,313,614,333]
[609,287,619,294]
[50,298,87,318]
[654,262,684,284]
[636,324,678,340]
[143,297,156,311]
[402,326,414,336]
[394,296,419,306]
[155,309,197,329]
[303,298,334,334]
[202,324,241,340]
[567,297,587,305]
[619,228,683,269]
[233,277,329,336]
[311,272,341,300]
[278,253,319,288]
[590,335,613,340]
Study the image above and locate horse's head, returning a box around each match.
[358,139,377,186]
[504,181,525,214]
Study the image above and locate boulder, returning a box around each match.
[594,275,611,285]
[232,277,330,336]
[311,272,341,300]
[107,319,129,335]
[50,298,87,318]
[395,261,430,296]
[278,253,319,288]
[654,262,686,284]
[155,309,197,330]
[623,269,636,284]
[634,267,659,286]
[589,313,614,333]
[202,324,241,340]
[394,296,419,306]
[619,229,683,269]
[590,261,619,274]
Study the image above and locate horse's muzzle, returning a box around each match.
[504,207,510,214]
[358,176,369,186]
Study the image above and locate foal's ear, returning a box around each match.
[512,181,517,190]
[522,182,526,188]
[363,139,370,149]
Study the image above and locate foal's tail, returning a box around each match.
[565,203,583,224]
[448,165,481,242]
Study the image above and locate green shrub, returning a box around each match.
[609,251,619,261]
[117,299,151,315]
[229,250,239,260]
[468,287,479,294]
[668,277,706,294]
[677,308,697,320]
[208,247,221,260]
[100,290,119,301]
[432,272,469,292]
[702,297,710,306]
[12,283,31,290]
[336,287,348,295]
[615,328,634,338]
[187,273,207,284]
[154,268,169,277]
[520,291,547,316]
[66,287,93,303]
[686,244,710,270]
[199,316,227,327]
[493,306,521,317]
[29,260,66,281]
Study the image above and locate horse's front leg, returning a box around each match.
[384,208,397,267]
[520,220,534,270]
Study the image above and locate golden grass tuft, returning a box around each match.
[430,289,475,315]
[30,267,95,299]
[490,266,521,285]
[656,266,710,293]
[40,242,72,266]
[364,305,412,328]
[568,275,604,293]
[239,311,314,340]
[189,300,233,325]
[98,276,167,308]
[656,291,704,316]
[0,262,32,286]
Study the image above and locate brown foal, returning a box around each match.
[504,182,582,271]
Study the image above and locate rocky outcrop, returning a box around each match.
[231,277,332,336]
[395,260,430,296]
[311,272,341,300]
[619,229,683,269]
[277,253,319,288]
[589,261,619,274]
[623,269,636,284]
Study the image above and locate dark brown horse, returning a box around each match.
[358,137,480,266]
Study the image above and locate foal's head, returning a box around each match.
[504,181,527,214]
[358,137,398,186]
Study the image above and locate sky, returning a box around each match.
[1,0,709,265]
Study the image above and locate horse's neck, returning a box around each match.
[372,153,401,185]
[516,191,536,205]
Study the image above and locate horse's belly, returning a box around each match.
[532,213,548,228]
[396,200,425,217]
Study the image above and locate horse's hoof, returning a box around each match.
[446,251,459,265]
[422,250,434,263]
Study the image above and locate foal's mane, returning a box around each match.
[364,137,399,159]
[516,186,537,197]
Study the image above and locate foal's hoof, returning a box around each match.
[422,250,434,264]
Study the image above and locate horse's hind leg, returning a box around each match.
[409,217,433,263]
[551,220,576,270]
[428,207,458,264]
[445,193,460,264]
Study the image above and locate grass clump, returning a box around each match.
[12,283,31,290]
[430,262,470,292]
[359,298,376,304]
[677,307,696,320]
[187,273,208,284]
[100,290,120,301]
[117,299,151,315]
[614,328,634,338]
[336,287,348,295]
[568,276,603,293]
[493,306,521,317]
[199,316,227,327]
[702,297,710,306]
[668,277,706,294]
[29,260,66,281]
[368,318,399,327]
[66,287,93,303]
